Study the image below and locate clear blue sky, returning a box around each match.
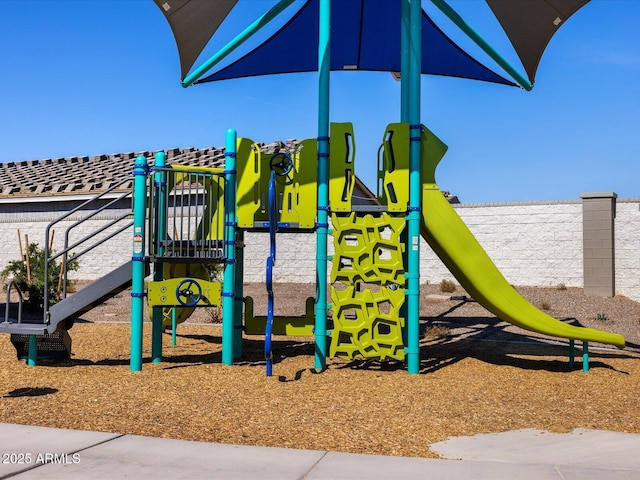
[1,0,639,203]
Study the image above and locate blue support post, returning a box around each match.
[131,155,149,371]
[314,0,331,371]
[222,129,237,365]
[400,0,410,120]
[27,335,37,367]
[151,151,167,363]
[405,0,422,374]
[399,0,411,349]
[583,341,589,372]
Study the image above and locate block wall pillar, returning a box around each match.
[581,192,617,297]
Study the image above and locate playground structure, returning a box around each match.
[128,118,624,376]
[0,0,627,373]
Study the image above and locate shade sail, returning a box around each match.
[486,0,590,85]
[153,0,239,80]
[197,0,515,86]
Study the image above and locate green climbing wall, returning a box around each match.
[330,212,406,360]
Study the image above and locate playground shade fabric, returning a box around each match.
[153,0,239,80]
[486,0,590,84]
[198,0,515,86]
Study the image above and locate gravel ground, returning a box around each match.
[84,281,640,351]
[1,282,639,458]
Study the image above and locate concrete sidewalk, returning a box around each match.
[2,423,640,479]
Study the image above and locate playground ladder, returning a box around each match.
[0,176,137,362]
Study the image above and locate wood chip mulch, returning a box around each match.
[1,283,640,459]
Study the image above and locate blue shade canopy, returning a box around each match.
[197,0,515,86]
[487,0,590,84]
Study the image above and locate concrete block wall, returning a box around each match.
[0,199,133,281]
[614,199,640,301]
[420,201,584,289]
[1,196,639,302]
[242,231,319,284]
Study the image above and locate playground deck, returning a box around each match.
[1,283,639,459]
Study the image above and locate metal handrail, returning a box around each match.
[49,214,133,266]
[43,178,133,323]
[4,279,24,325]
[58,219,133,298]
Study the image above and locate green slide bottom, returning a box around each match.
[420,183,626,349]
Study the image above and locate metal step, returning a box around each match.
[0,319,48,335]
[10,331,72,361]
[0,261,144,336]
[48,261,141,332]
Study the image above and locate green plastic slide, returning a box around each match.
[418,126,625,349]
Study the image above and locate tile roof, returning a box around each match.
[0,143,456,203]
[0,142,289,198]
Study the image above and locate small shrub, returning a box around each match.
[540,300,551,311]
[439,279,456,293]
[556,283,567,291]
[0,242,79,311]
[595,312,609,322]
[204,306,221,323]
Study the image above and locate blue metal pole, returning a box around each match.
[314,0,330,371]
[151,151,167,363]
[582,341,589,372]
[222,129,237,365]
[131,155,149,371]
[430,0,532,90]
[182,0,297,87]
[27,335,37,366]
[406,0,422,374]
[400,0,410,121]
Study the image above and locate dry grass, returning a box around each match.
[439,279,457,293]
[1,283,640,459]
